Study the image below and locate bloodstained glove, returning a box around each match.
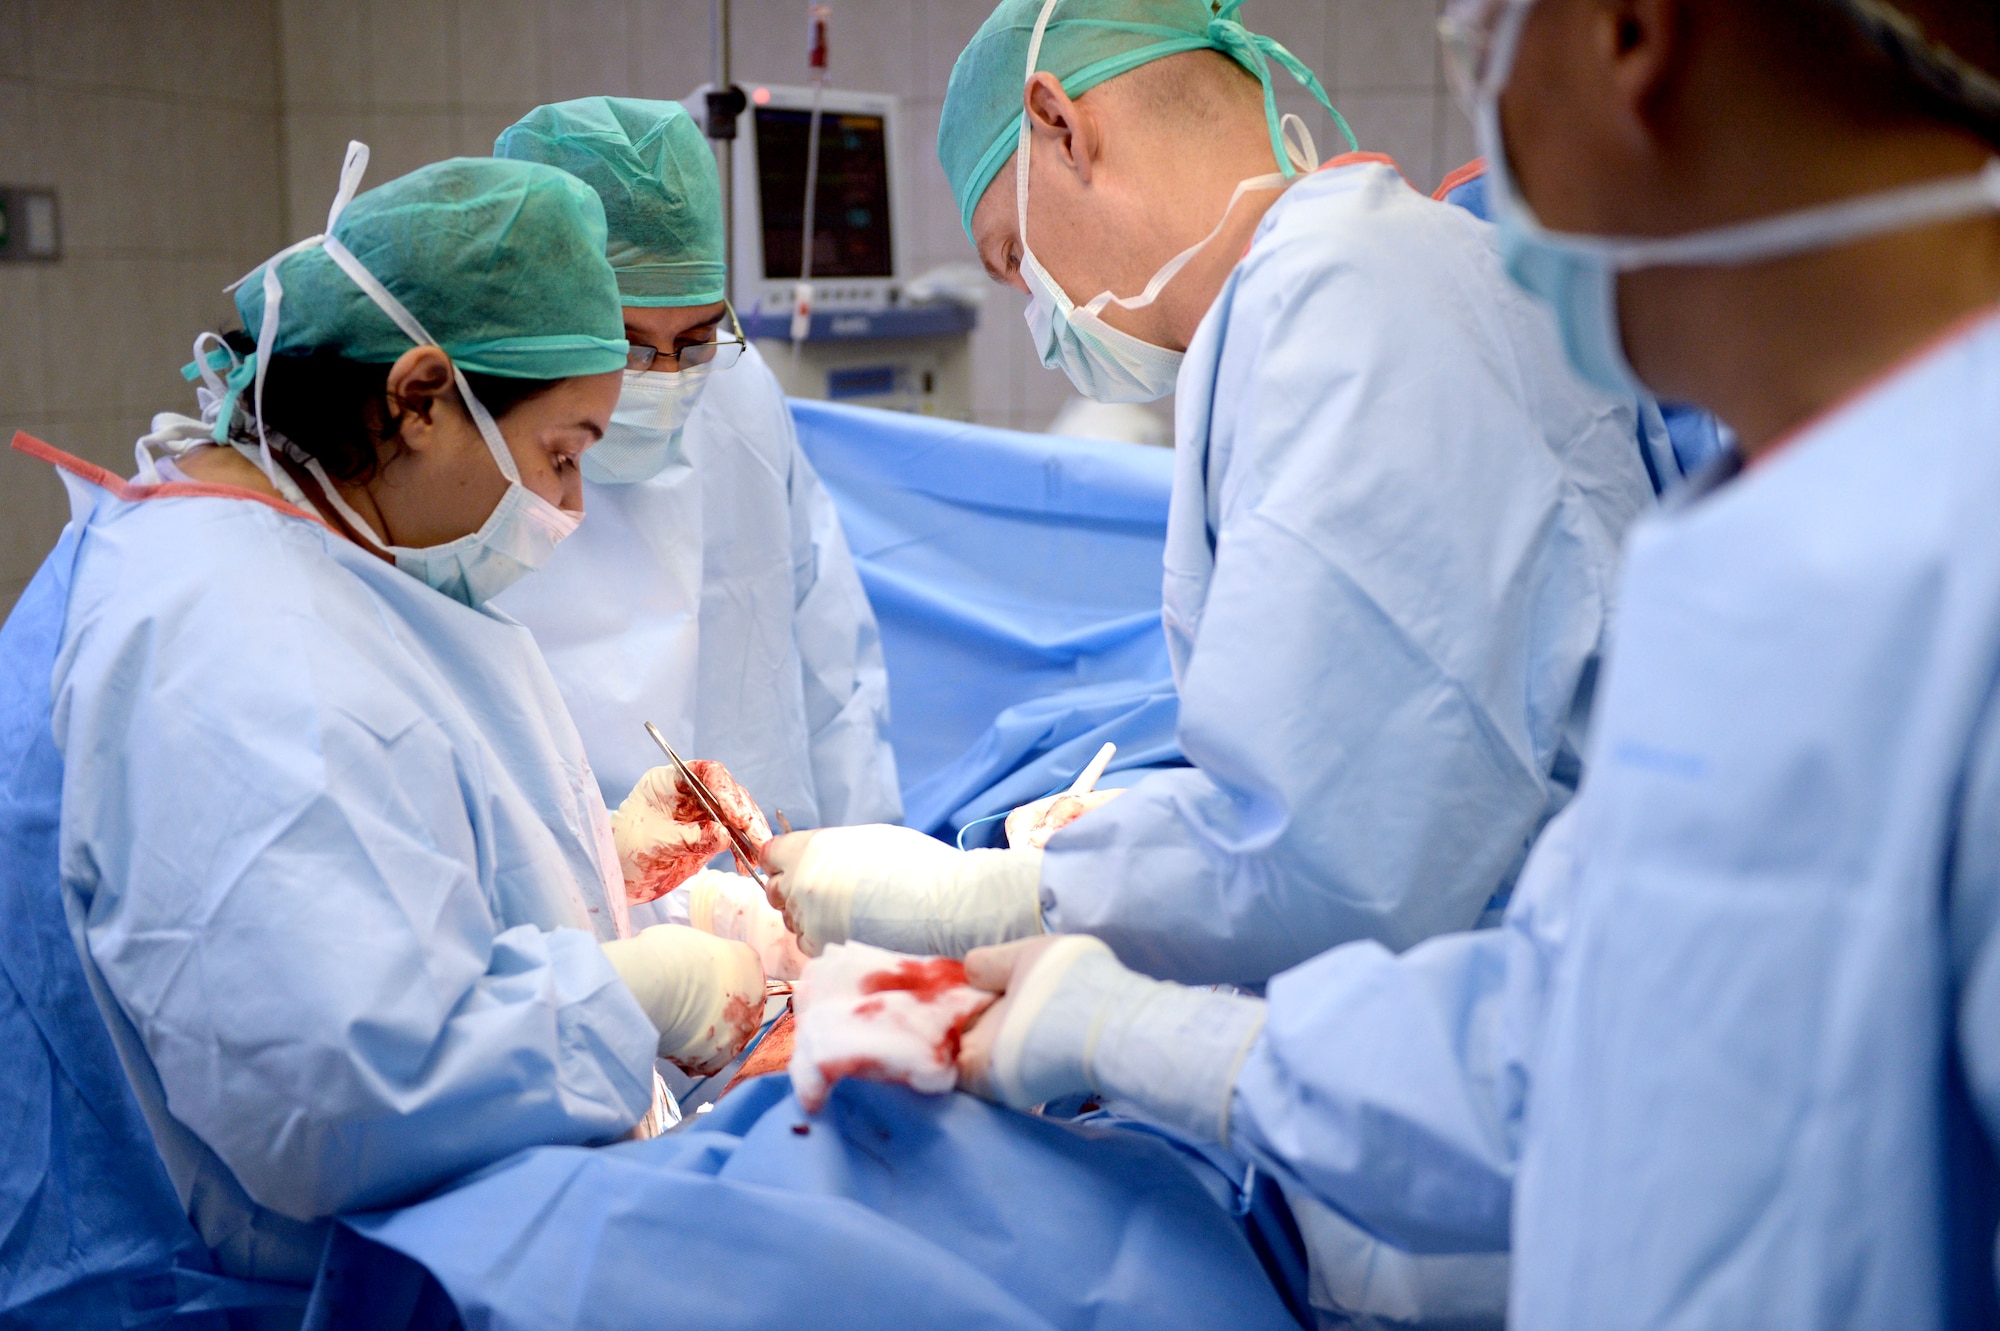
[612,760,772,905]
[600,924,765,1075]
[956,935,1266,1145]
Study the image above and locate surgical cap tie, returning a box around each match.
[251,142,370,477]
[1202,2,1352,179]
[208,142,532,496]
[198,141,375,472]
[942,0,1358,240]
[183,332,257,445]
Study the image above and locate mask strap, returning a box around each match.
[1076,168,1292,320]
[1591,157,2000,270]
[318,230,521,486]
[1478,0,1534,107]
[248,264,290,476]
[324,140,369,233]
[1016,0,1065,257]
[1278,114,1319,173]
[223,141,375,480]
[1207,1,1357,172]
[222,138,367,305]
[297,453,398,555]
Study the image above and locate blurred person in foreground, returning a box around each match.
[953,0,2000,1324]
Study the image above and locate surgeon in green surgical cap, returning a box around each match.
[493,97,901,898]
[0,147,771,1313]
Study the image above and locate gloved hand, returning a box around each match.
[1004,787,1125,850]
[760,824,1044,958]
[685,868,810,981]
[600,924,765,1075]
[956,935,1266,1144]
[612,760,772,905]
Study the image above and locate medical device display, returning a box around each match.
[727,83,905,314]
[756,107,891,284]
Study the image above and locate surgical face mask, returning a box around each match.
[354,458,580,606]
[304,383,582,607]
[581,363,711,485]
[1013,0,1324,404]
[1457,0,2000,397]
[218,140,584,607]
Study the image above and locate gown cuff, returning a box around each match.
[994,937,1265,1143]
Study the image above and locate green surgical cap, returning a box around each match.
[938,0,1354,241]
[235,156,628,379]
[495,96,727,308]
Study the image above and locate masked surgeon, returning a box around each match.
[951,0,2000,1325]
[0,152,768,1317]
[492,97,900,834]
[764,0,1658,991]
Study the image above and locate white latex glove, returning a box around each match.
[956,935,1266,1144]
[1004,787,1125,850]
[788,942,997,1112]
[600,924,765,1075]
[685,869,810,982]
[611,761,772,905]
[760,824,1044,958]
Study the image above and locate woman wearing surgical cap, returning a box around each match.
[0,148,768,1318]
[492,96,900,843]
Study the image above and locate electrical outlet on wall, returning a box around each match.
[0,188,61,262]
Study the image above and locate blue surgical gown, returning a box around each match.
[27,453,659,1289]
[1041,159,1658,985]
[1,515,311,1323]
[786,400,1186,840]
[1226,313,2000,1326]
[496,345,900,829]
[309,1076,1307,1331]
[1438,160,1734,483]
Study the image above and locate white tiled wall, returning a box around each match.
[0,0,288,615]
[0,0,1469,615]
[270,0,1471,436]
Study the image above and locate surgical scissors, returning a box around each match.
[644,722,771,889]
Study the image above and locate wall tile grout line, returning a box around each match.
[0,0,1446,620]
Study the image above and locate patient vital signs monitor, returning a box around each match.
[699,83,975,418]
[733,84,901,314]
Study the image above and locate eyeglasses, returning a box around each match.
[626,302,747,374]
[1438,0,1527,114]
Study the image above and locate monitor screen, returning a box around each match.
[755,107,893,280]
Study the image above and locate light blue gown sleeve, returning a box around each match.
[1950,683,2000,1285]
[1226,803,1584,1255]
[1042,195,1612,985]
[53,532,659,1223]
[787,427,903,827]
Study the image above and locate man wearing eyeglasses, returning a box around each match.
[493,97,902,873]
